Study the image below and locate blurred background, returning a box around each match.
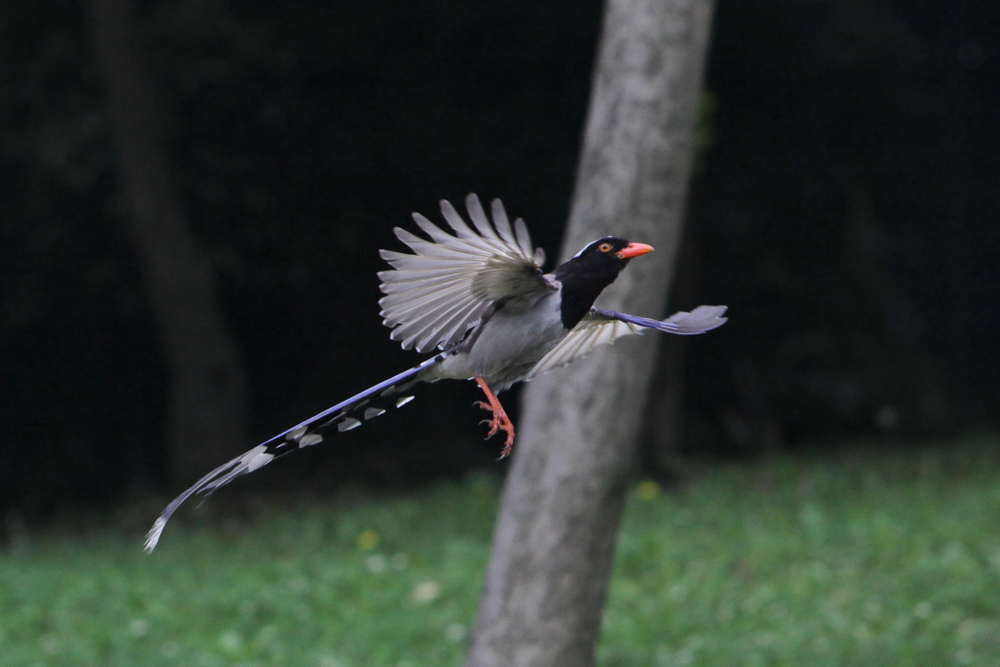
[1,0,997,518]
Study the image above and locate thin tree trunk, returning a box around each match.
[88,0,249,480]
[465,0,715,665]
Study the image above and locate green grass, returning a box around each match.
[3,436,1000,666]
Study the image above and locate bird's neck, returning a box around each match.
[554,264,623,329]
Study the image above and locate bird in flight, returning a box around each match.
[144,194,726,552]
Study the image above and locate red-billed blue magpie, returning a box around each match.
[144,194,726,552]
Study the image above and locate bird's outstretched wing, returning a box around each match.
[592,305,728,335]
[526,305,727,378]
[379,194,548,353]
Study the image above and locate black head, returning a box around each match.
[553,237,654,329]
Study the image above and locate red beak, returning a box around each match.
[616,242,654,259]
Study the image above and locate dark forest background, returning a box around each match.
[2,0,997,516]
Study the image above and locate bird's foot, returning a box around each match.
[476,402,515,458]
[474,377,516,459]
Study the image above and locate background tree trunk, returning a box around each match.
[88,0,249,481]
[465,0,715,665]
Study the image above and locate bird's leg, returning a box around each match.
[474,376,515,459]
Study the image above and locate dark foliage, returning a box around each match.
[1,0,996,512]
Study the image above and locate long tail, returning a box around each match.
[144,353,446,553]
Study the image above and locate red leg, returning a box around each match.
[474,376,515,459]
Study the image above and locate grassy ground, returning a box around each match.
[3,436,1000,666]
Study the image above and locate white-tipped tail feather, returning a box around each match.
[144,355,443,552]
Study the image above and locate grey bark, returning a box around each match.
[88,0,249,480]
[465,0,715,665]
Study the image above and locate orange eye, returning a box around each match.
[598,242,613,253]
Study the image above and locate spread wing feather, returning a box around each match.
[527,305,728,378]
[525,316,642,379]
[592,305,728,335]
[379,194,547,353]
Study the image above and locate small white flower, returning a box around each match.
[366,554,387,573]
[445,623,466,642]
[129,619,151,637]
[411,581,441,603]
[218,629,242,652]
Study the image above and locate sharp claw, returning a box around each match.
[498,433,514,459]
[486,420,514,455]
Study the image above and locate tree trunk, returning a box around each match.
[88,0,249,480]
[465,0,715,665]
